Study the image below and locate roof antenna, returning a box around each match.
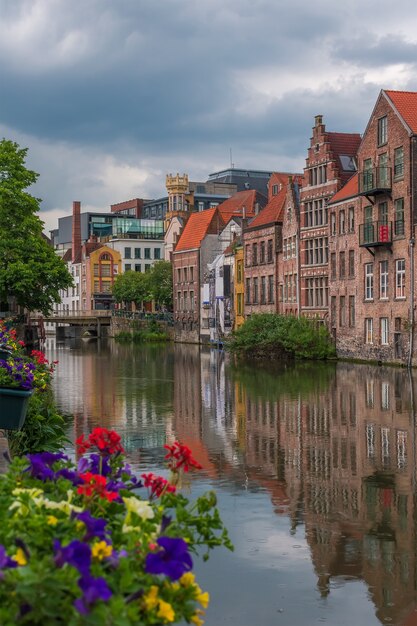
[230,148,234,169]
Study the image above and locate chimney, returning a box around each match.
[315,115,323,127]
[72,201,81,263]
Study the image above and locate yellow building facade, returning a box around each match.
[234,244,245,329]
[85,245,122,310]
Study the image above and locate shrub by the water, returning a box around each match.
[115,327,170,343]
[227,314,336,360]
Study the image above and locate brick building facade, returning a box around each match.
[243,173,301,317]
[299,116,361,320]
[328,90,417,365]
[277,176,302,316]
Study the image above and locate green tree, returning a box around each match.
[0,139,73,314]
[146,260,173,310]
[112,270,148,308]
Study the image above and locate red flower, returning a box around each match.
[141,473,176,498]
[164,442,202,473]
[76,428,124,457]
[31,350,48,365]
[77,472,118,502]
[76,435,91,455]
[89,428,124,455]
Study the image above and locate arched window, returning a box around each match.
[93,252,116,293]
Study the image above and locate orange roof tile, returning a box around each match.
[385,90,417,133]
[174,207,224,252]
[328,173,358,205]
[247,174,302,229]
[248,190,286,228]
[216,189,266,222]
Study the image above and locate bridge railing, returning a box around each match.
[33,310,113,319]
[112,310,174,325]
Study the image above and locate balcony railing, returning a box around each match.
[359,221,392,247]
[358,166,392,196]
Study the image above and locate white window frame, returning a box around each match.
[396,259,406,299]
[381,317,389,345]
[365,317,373,344]
[379,260,388,299]
[365,263,374,300]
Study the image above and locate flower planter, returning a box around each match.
[0,348,12,360]
[0,387,33,430]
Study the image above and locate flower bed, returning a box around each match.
[0,322,57,391]
[0,428,232,624]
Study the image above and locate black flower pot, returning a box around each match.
[0,348,12,360]
[0,388,33,430]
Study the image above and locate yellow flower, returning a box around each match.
[9,488,45,516]
[179,572,195,586]
[197,591,210,609]
[143,585,159,610]
[190,614,205,626]
[91,541,113,560]
[47,515,58,526]
[123,496,154,520]
[12,548,27,566]
[157,600,175,623]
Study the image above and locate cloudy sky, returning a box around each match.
[2,0,417,233]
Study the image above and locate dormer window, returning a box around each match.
[272,184,279,195]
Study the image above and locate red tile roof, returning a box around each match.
[247,174,302,229]
[327,132,361,157]
[385,90,417,133]
[328,173,358,205]
[216,189,266,222]
[174,207,225,252]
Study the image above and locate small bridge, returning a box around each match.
[32,310,112,339]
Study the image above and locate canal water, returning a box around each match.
[45,338,417,626]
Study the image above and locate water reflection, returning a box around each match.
[46,338,417,626]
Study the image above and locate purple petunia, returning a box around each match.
[0,545,17,579]
[78,453,111,477]
[26,455,55,481]
[145,536,193,580]
[0,357,35,390]
[53,540,91,576]
[75,511,108,542]
[74,575,112,615]
[26,452,72,484]
[55,468,83,486]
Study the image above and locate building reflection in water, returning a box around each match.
[230,359,417,626]
[47,339,417,625]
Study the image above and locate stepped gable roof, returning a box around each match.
[246,173,301,229]
[328,173,358,205]
[216,189,267,224]
[385,90,417,133]
[174,207,225,252]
